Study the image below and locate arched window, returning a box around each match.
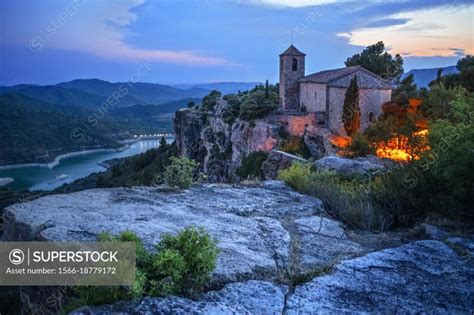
[369,112,375,123]
[292,58,298,71]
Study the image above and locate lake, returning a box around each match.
[0,138,173,191]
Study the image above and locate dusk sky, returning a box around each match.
[1,0,473,85]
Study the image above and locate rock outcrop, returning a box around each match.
[4,182,473,314]
[73,240,474,314]
[262,150,307,179]
[174,100,283,181]
[72,280,288,315]
[4,181,361,287]
[314,155,387,176]
[286,240,474,314]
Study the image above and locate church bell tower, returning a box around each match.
[279,45,305,110]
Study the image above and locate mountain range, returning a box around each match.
[404,65,458,88]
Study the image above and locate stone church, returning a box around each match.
[279,45,392,136]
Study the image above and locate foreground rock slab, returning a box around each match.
[4,181,333,285]
[286,240,474,314]
[72,280,287,315]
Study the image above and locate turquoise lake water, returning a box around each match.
[0,138,173,191]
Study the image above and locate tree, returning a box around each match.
[429,56,474,92]
[265,79,269,99]
[342,76,360,138]
[457,55,474,92]
[392,73,418,104]
[159,136,168,149]
[345,41,403,84]
[187,101,195,108]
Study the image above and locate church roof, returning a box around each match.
[299,66,392,89]
[280,45,306,56]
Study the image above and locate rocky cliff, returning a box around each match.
[174,99,283,181]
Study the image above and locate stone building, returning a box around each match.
[279,45,392,135]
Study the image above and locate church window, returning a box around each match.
[292,58,298,71]
[314,91,317,99]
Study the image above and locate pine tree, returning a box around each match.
[342,76,360,138]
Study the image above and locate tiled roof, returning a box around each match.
[280,45,306,56]
[299,66,392,89]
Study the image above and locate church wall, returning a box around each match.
[327,87,391,135]
[299,83,326,112]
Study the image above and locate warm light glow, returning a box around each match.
[375,129,429,161]
[329,134,351,148]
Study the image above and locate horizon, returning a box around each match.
[1,0,473,85]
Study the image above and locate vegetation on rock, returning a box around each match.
[236,151,269,180]
[67,227,218,310]
[162,156,199,189]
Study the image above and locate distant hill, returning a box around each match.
[0,93,121,165]
[174,82,261,94]
[404,66,458,88]
[109,98,201,131]
[57,79,209,105]
[0,85,114,109]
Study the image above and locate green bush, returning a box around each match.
[151,227,219,298]
[236,151,269,180]
[278,163,392,230]
[66,231,151,312]
[201,90,221,112]
[67,227,218,310]
[348,133,374,157]
[163,156,198,189]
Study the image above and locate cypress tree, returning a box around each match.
[342,76,360,138]
[265,79,269,99]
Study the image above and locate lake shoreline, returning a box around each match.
[0,146,131,171]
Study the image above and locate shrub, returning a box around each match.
[67,227,218,310]
[163,156,198,189]
[239,97,278,121]
[201,90,221,112]
[236,151,269,180]
[151,227,219,298]
[278,163,392,230]
[347,133,374,157]
[280,136,311,158]
[66,231,151,311]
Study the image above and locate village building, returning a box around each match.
[279,45,392,136]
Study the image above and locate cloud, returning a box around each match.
[34,0,235,66]
[239,0,338,8]
[338,5,474,58]
[365,18,410,28]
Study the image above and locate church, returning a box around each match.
[279,45,392,136]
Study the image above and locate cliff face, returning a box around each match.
[174,99,282,181]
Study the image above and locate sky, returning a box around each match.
[0,0,473,85]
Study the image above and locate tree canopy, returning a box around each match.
[345,41,403,85]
